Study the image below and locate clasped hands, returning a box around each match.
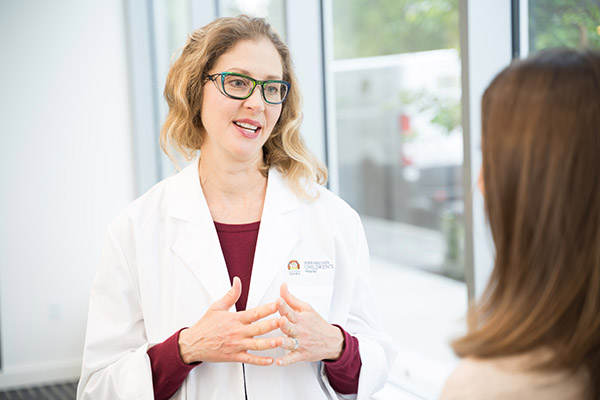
[178,277,344,366]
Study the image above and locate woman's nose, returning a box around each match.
[242,86,266,112]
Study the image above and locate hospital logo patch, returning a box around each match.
[288,260,300,270]
[287,260,301,276]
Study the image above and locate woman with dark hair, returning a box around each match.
[77,15,395,400]
[440,48,600,399]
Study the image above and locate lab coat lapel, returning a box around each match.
[247,169,300,309]
[170,161,232,305]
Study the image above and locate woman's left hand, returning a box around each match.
[274,283,344,366]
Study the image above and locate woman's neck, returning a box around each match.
[198,152,268,224]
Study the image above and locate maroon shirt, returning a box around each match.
[147,221,362,399]
[214,221,260,311]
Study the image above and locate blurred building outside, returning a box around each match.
[333,49,464,281]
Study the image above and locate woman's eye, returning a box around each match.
[265,85,279,94]
[230,79,248,87]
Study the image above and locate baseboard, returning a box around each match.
[0,359,81,390]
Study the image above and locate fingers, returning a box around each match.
[276,297,298,323]
[209,277,242,311]
[238,352,274,366]
[274,335,302,366]
[280,283,309,312]
[240,301,278,324]
[285,336,298,351]
[276,350,302,366]
[245,317,280,337]
[243,337,280,351]
[235,337,289,366]
[278,316,296,337]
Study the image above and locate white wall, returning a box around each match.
[0,0,135,389]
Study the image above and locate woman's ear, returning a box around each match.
[477,166,484,195]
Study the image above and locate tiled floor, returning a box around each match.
[0,381,77,400]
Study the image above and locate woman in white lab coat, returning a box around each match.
[77,15,395,400]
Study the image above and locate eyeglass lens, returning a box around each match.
[222,74,288,103]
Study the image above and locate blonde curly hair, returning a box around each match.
[160,15,327,198]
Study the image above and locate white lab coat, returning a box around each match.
[77,160,396,400]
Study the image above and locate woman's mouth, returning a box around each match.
[233,120,262,139]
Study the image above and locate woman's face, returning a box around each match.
[200,38,284,165]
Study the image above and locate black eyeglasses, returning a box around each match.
[205,72,291,104]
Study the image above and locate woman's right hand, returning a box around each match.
[178,277,280,366]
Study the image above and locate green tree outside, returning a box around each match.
[529,0,600,51]
[332,0,459,59]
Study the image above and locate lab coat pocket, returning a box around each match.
[287,284,334,321]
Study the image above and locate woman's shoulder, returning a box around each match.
[314,184,356,211]
[110,163,197,231]
[300,182,361,226]
[439,352,588,400]
[273,167,359,218]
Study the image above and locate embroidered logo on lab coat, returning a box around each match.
[288,260,301,276]
[287,260,300,270]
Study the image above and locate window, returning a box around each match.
[152,0,193,178]
[328,0,466,397]
[516,0,600,58]
[332,0,464,279]
[528,0,600,52]
[218,0,287,39]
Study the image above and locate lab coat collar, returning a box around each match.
[169,160,230,304]
[167,160,299,222]
[167,159,206,224]
[169,159,300,308]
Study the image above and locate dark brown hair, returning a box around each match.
[453,48,600,398]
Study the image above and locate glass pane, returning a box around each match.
[333,0,459,59]
[164,0,192,55]
[219,0,287,40]
[153,0,191,61]
[529,0,600,51]
[331,0,465,397]
[153,0,193,178]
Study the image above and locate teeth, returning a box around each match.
[234,121,259,131]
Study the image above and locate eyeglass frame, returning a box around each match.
[204,72,291,105]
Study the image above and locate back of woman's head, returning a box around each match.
[160,15,326,196]
[453,48,600,398]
